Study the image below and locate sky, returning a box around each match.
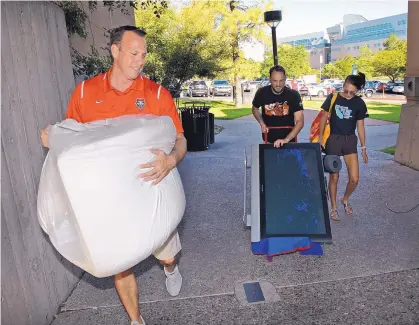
[242,0,409,61]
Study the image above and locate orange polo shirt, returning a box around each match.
[65,69,183,133]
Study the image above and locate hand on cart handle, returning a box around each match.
[273,138,290,148]
[263,126,297,145]
[260,123,269,134]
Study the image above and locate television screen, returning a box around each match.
[259,144,332,242]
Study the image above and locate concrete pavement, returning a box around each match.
[51,113,418,325]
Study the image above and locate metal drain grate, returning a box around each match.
[243,282,265,303]
[235,280,281,306]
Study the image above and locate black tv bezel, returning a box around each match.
[259,143,332,243]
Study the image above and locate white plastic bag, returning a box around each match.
[37,115,186,278]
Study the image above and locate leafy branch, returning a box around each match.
[53,0,168,79]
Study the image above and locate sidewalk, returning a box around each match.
[51,115,419,325]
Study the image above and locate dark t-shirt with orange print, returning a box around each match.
[252,85,303,143]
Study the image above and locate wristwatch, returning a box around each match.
[361,146,367,150]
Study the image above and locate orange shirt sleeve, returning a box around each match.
[65,82,83,122]
[160,88,183,133]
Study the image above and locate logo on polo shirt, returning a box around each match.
[135,98,145,110]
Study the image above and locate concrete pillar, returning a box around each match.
[394,1,419,170]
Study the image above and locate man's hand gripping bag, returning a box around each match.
[37,115,186,278]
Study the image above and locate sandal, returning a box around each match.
[330,209,340,221]
[341,199,353,216]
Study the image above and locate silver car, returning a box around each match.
[210,80,232,96]
[243,81,262,92]
[392,82,404,94]
[306,83,327,97]
[187,80,209,97]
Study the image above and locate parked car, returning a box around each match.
[187,80,209,97]
[306,83,327,97]
[392,82,404,94]
[385,82,396,93]
[333,85,365,97]
[243,80,261,92]
[256,80,271,89]
[210,80,232,96]
[363,81,376,98]
[324,82,343,95]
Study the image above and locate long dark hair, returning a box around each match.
[344,72,366,90]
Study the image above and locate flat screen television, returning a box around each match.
[249,143,332,243]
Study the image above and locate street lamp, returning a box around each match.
[264,10,282,66]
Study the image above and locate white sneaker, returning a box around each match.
[131,315,146,325]
[164,265,182,296]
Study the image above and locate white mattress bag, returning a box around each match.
[37,115,186,278]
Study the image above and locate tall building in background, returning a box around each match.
[278,12,408,70]
[331,13,407,61]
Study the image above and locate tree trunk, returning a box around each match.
[235,76,242,107]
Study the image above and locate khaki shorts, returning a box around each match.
[153,230,182,261]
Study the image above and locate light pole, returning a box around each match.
[264,10,282,66]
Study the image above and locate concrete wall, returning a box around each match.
[1,2,83,325]
[69,1,135,57]
[395,1,419,170]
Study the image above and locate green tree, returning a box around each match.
[260,44,314,78]
[372,49,406,82]
[212,0,273,106]
[56,0,168,78]
[135,1,230,90]
[334,55,356,78]
[321,62,340,79]
[237,56,262,80]
[356,45,374,79]
[383,34,406,51]
[371,34,407,82]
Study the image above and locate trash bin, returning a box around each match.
[209,112,215,144]
[179,102,211,151]
[169,89,181,108]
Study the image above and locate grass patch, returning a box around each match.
[178,99,251,120]
[380,146,396,155]
[176,98,402,122]
[303,99,401,123]
[365,102,401,123]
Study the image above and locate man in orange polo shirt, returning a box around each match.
[40,26,186,325]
